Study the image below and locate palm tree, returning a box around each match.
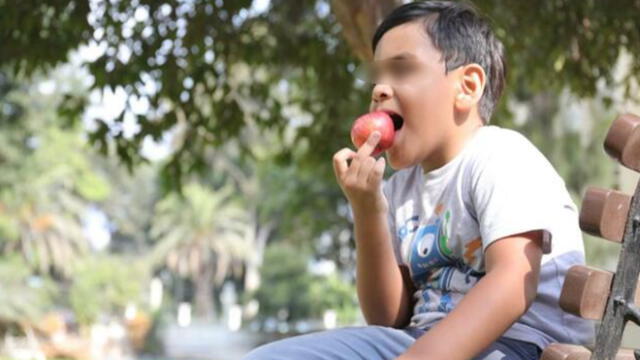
[0,255,57,334]
[0,71,116,280]
[12,202,88,279]
[0,114,98,279]
[148,182,251,320]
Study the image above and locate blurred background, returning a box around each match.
[0,0,639,359]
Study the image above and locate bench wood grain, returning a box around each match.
[604,114,640,172]
[579,187,631,243]
[541,344,637,360]
[559,265,640,320]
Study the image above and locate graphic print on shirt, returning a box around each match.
[398,205,484,293]
[407,207,455,288]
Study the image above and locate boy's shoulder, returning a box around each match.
[384,125,556,191]
[474,125,553,165]
[388,125,542,173]
[472,125,539,154]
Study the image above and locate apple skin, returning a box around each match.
[350,111,395,156]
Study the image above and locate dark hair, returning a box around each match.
[372,1,506,123]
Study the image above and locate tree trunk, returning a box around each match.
[194,264,215,321]
[244,220,274,292]
[330,0,403,61]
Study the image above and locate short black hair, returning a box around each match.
[372,1,506,123]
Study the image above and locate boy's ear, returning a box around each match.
[454,63,486,112]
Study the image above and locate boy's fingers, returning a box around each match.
[369,157,386,186]
[356,156,377,181]
[332,148,356,178]
[357,131,381,157]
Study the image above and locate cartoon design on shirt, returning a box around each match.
[408,208,454,287]
[438,291,454,313]
[404,206,484,292]
[463,237,482,265]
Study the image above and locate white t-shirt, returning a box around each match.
[383,125,594,348]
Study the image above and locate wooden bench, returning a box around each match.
[540,114,640,360]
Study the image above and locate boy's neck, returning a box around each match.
[420,116,484,173]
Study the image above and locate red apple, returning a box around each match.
[350,111,395,156]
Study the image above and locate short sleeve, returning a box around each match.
[471,133,555,254]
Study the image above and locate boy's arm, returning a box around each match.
[333,133,412,327]
[352,207,413,327]
[396,230,543,360]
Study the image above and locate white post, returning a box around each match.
[150,277,163,311]
[177,302,192,327]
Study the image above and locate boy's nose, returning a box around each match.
[371,83,393,103]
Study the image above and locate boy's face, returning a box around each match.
[370,21,463,171]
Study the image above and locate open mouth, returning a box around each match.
[383,111,404,131]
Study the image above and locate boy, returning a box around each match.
[244,1,593,359]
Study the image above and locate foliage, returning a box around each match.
[255,243,358,323]
[0,72,110,278]
[68,255,145,326]
[140,307,169,355]
[0,0,637,330]
[308,273,359,324]
[2,3,633,270]
[473,1,640,104]
[2,0,364,192]
[0,255,57,326]
[3,0,633,264]
[2,1,639,184]
[149,182,250,280]
[0,72,23,126]
[203,134,350,250]
[148,181,251,317]
[516,92,618,197]
[95,159,160,254]
[254,243,314,321]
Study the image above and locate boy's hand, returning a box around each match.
[333,131,388,214]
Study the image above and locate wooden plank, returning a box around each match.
[559,266,613,320]
[542,344,638,360]
[580,187,631,243]
[576,349,637,360]
[591,178,640,359]
[559,266,640,320]
[604,114,640,172]
[541,344,591,360]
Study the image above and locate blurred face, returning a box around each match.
[369,21,462,171]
